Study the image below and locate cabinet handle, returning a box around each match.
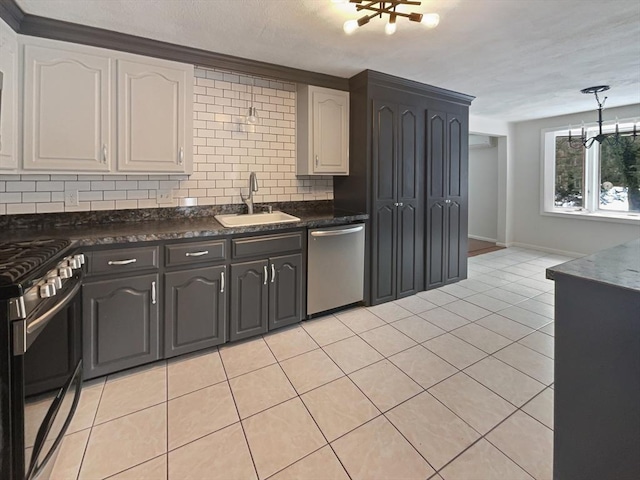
[151,281,157,305]
[179,147,184,165]
[315,155,319,167]
[220,271,225,293]
[185,250,209,257]
[263,265,268,285]
[107,258,137,266]
[398,202,404,207]
[102,144,108,163]
[271,264,276,283]
[445,199,452,204]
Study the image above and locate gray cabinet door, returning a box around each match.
[83,273,160,379]
[268,254,303,330]
[230,260,269,341]
[396,104,423,298]
[425,108,468,289]
[371,99,423,304]
[445,111,468,283]
[164,265,226,358]
[371,100,398,305]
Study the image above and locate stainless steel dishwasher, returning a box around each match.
[307,223,365,316]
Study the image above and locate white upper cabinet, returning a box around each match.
[117,59,191,173]
[297,85,349,176]
[23,43,113,171]
[0,18,19,171]
[20,37,193,174]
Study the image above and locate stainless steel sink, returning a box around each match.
[214,211,301,228]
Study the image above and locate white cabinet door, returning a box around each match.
[312,88,349,174]
[296,85,349,175]
[0,19,18,171]
[22,44,113,171]
[117,59,191,173]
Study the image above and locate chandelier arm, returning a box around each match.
[354,0,422,14]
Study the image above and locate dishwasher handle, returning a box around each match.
[310,225,364,237]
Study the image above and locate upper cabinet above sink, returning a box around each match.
[296,85,349,176]
[21,37,193,175]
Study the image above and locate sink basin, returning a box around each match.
[215,211,301,228]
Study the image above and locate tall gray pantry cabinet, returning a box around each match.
[334,70,473,306]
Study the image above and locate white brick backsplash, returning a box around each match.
[1,67,332,214]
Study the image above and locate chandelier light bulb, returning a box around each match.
[343,19,359,34]
[385,21,397,35]
[422,13,440,28]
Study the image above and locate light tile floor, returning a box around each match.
[53,247,565,480]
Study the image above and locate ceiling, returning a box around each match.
[15,0,640,122]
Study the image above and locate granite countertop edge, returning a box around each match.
[2,210,369,247]
[546,238,640,292]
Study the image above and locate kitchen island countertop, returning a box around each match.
[546,238,640,291]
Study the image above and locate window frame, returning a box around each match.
[541,120,640,224]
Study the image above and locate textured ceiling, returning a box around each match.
[16,0,640,122]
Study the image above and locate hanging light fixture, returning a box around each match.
[338,0,440,35]
[244,78,259,130]
[568,85,638,149]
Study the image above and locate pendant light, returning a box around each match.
[244,78,259,130]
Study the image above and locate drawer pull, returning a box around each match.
[220,271,225,293]
[185,250,209,257]
[108,258,137,266]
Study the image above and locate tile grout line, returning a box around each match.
[217,347,261,480]
[261,338,355,480]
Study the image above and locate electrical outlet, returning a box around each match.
[64,190,79,207]
[157,189,173,204]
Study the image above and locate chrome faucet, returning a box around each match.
[240,172,259,214]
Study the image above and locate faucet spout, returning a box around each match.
[241,172,259,214]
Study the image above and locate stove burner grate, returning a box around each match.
[0,239,72,286]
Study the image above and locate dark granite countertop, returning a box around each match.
[546,239,640,292]
[0,202,368,246]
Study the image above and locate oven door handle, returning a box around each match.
[26,360,83,480]
[26,280,82,336]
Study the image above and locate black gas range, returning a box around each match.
[0,239,85,480]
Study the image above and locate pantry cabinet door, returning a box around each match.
[117,59,192,173]
[23,44,113,171]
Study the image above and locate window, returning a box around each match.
[543,121,640,221]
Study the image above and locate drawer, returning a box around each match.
[232,231,303,259]
[165,239,226,267]
[88,246,159,275]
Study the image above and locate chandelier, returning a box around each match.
[568,85,638,149]
[335,0,440,35]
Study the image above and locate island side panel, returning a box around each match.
[554,273,640,480]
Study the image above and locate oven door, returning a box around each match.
[17,274,83,480]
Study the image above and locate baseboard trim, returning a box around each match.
[469,234,498,243]
[508,242,582,258]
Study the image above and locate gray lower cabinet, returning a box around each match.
[269,254,303,330]
[83,273,160,379]
[230,253,303,341]
[164,265,226,358]
[230,259,269,341]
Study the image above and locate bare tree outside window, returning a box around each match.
[555,137,584,208]
[600,136,640,213]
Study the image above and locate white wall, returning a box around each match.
[0,66,333,215]
[468,143,499,241]
[511,104,640,255]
